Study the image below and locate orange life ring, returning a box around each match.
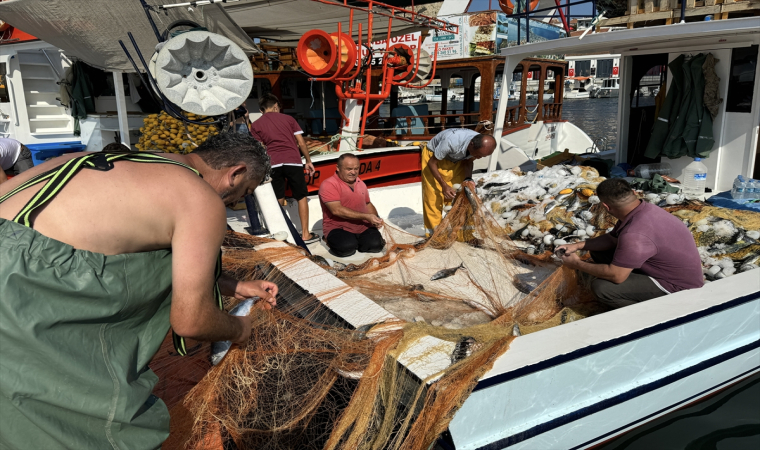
[498,0,539,15]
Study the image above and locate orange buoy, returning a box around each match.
[498,0,539,15]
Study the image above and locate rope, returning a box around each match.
[307,134,369,155]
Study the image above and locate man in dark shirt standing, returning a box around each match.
[251,94,319,243]
[556,178,703,308]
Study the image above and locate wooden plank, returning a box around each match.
[629,0,639,15]
[686,0,696,7]
[645,0,655,12]
[661,0,673,11]
[601,11,673,26]
[706,0,716,5]
[723,0,760,12]
[687,5,722,14]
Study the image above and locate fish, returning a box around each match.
[509,225,529,240]
[308,255,330,267]
[451,336,477,364]
[463,186,480,212]
[431,263,465,281]
[543,201,558,215]
[512,324,522,337]
[211,298,255,365]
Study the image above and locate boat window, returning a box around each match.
[574,60,591,77]
[597,59,614,79]
[726,45,758,114]
[0,63,8,103]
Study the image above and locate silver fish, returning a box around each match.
[463,186,480,212]
[431,263,465,281]
[211,298,255,365]
[512,324,522,337]
[544,201,558,215]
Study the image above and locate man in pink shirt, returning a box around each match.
[557,178,703,308]
[251,94,319,243]
[319,154,385,257]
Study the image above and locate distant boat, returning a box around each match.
[596,78,620,98]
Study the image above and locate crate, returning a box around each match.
[26,142,87,166]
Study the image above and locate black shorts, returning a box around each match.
[271,165,308,200]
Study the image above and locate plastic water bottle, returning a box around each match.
[682,158,708,198]
[731,175,748,199]
[750,179,760,199]
[634,163,672,179]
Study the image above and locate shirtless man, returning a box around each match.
[0,133,276,449]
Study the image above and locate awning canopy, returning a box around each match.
[0,0,258,72]
[500,17,760,60]
[223,0,456,47]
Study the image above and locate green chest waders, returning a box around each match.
[0,153,223,450]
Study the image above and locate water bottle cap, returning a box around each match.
[694,158,701,161]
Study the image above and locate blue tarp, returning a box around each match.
[706,191,760,212]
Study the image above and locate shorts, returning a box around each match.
[271,165,308,200]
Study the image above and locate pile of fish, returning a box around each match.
[678,216,760,280]
[473,166,760,279]
[474,165,610,255]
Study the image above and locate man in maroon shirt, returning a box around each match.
[319,154,385,257]
[557,178,703,308]
[251,94,319,243]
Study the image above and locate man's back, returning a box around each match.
[250,112,303,166]
[612,201,703,292]
[0,152,226,256]
[0,138,21,170]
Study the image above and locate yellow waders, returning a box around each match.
[421,144,467,237]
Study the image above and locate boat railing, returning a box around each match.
[542,103,563,122]
[373,112,482,136]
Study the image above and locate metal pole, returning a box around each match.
[244,194,268,235]
[592,0,597,32]
[680,0,686,23]
[517,1,521,45]
[526,7,531,43]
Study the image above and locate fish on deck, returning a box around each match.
[431,263,466,281]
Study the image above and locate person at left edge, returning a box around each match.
[0,133,277,449]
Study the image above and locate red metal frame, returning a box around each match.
[300,0,447,149]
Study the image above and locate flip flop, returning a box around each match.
[303,232,321,244]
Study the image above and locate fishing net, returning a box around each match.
[155,181,600,450]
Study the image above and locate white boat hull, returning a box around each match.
[447,272,760,449]
[564,90,590,99]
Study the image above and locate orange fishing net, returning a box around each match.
[157,186,601,450]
